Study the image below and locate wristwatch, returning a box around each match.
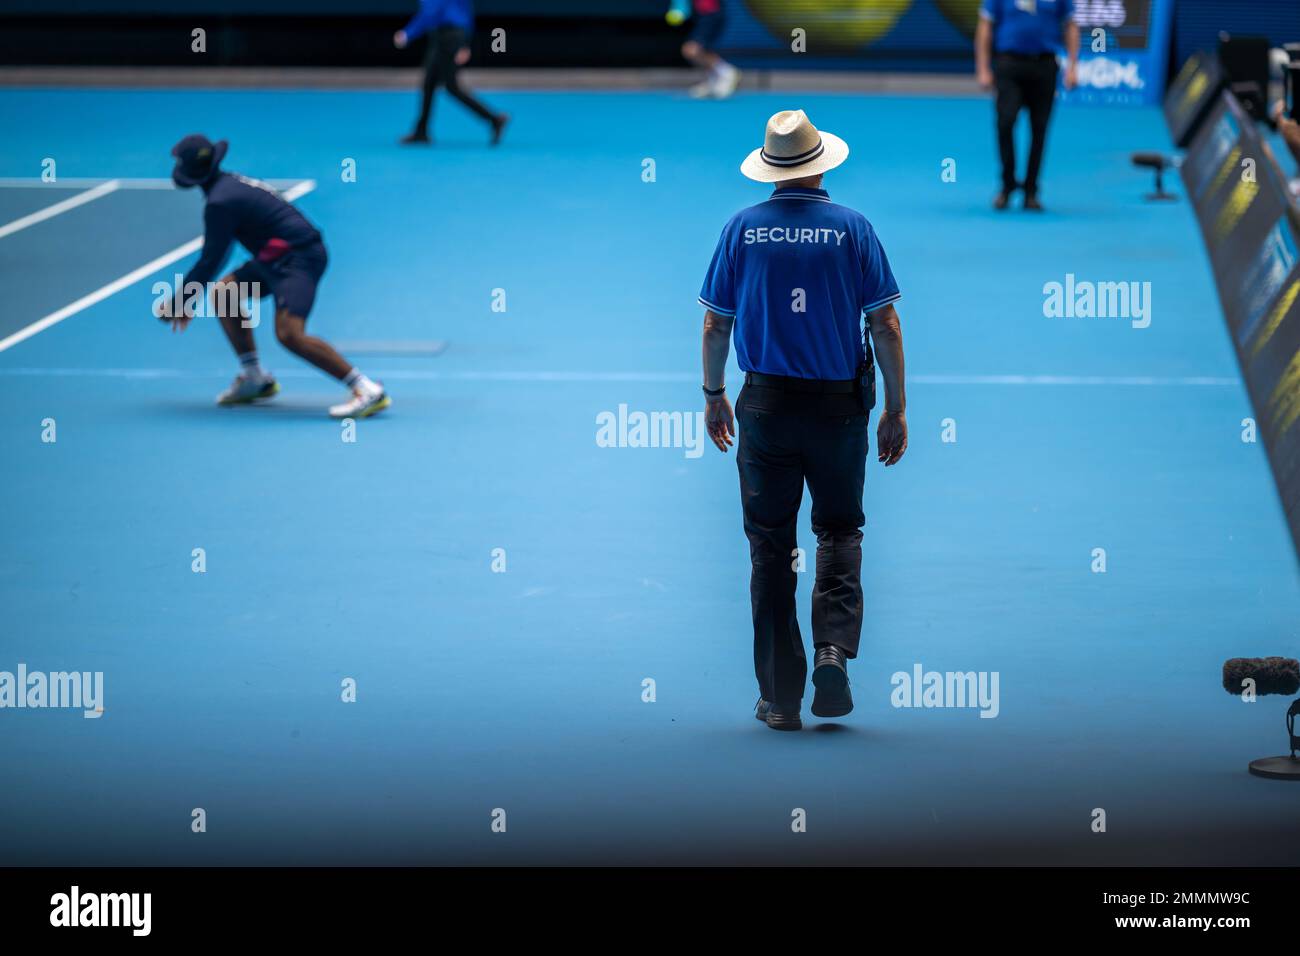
[702,384,726,398]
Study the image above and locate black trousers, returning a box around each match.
[994,53,1059,196]
[413,26,497,135]
[736,383,868,708]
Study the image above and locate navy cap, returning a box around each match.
[171,134,228,187]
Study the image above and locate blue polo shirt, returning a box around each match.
[698,186,900,381]
[402,0,473,39]
[980,0,1074,56]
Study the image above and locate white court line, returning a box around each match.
[0,179,121,239]
[0,368,1240,386]
[0,177,302,190]
[0,179,317,355]
[909,374,1238,386]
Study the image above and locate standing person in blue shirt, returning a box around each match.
[158,135,391,419]
[975,0,1079,210]
[394,0,508,146]
[699,110,908,731]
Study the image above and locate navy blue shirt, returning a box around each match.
[403,0,473,39]
[699,186,900,381]
[184,172,322,288]
[980,0,1074,56]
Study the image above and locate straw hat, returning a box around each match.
[740,110,849,183]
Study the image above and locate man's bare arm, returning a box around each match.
[867,303,908,466]
[868,303,905,412]
[1280,117,1300,168]
[1064,20,1080,88]
[702,309,736,453]
[975,17,994,89]
[702,309,734,391]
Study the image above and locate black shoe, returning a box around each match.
[1023,193,1044,211]
[490,113,509,146]
[755,699,802,731]
[400,131,432,146]
[810,645,853,718]
[992,191,1011,210]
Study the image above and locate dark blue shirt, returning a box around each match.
[980,0,1074,56]
[699,186,900,381]
[403,0,473,40]
[184,172,322,288]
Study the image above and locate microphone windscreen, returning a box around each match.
[1222,657,1300,696]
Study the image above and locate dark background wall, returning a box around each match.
[1173,0,1300,66]
[0,1,1296,72]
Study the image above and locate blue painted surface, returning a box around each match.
[0,88,1297,864]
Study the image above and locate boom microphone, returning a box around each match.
[1221,657,1300,696]
[1220,657,1300,780]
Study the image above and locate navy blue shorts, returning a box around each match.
[689,11,726,49]
[231,242,328,320]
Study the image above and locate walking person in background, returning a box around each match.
[395,0,509,146]
[679,0,740,99]
[975,0,1079,211]
[699,110,908,731]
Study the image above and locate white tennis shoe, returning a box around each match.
[216,373,279,406]
[712,64,740,98]
[329,383,391,419]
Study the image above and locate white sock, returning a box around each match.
[237,352,266,379]
[344,369,380,394]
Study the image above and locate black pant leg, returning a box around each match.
[801,408,868,658]
[440,28,498,124]
[994,58,1024,193]
[736,388,807,707]
[413,36,443,135]
[1023,59,1059,196]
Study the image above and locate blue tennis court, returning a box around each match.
[1,86,1297,865]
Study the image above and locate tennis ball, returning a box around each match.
[933,0,982,39]
[745,0,914,52]
[666,9,685,25]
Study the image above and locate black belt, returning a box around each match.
[996,51,1056,62]
[744,372,856,394]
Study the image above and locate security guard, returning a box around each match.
[975,0,1079,210]
[699,110,908,731]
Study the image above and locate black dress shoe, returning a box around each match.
[811,644,853,718]
[490,114,509,146]
[755,699,802,731]
[1023,193,1044,211]
[400,131,432,146]
[992,191,1011,211]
